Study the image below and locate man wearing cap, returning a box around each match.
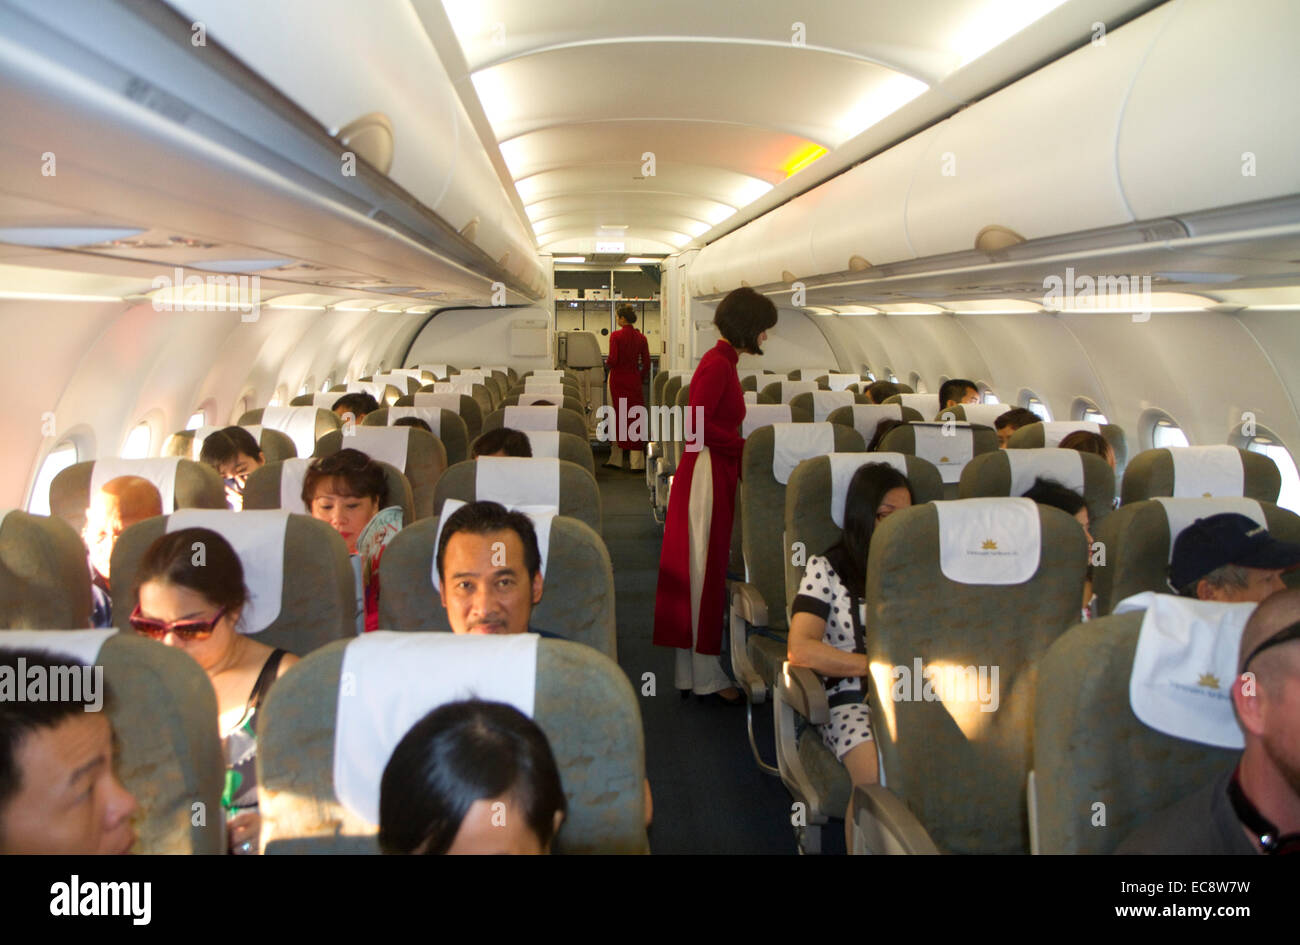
[1169,513,1300,603]
[1117,588,1300,854]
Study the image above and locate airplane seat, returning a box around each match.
[0,510,93,628]
[416,363,459,381]
[787,368,832,382]
[379,507,615,658]
[878,422,998,499]
[845,499,1087,854]
[470,429,596,476]
[444,370,495,409]
[774,452,943,844]
[333,380,403,407]
[504,393,586,415]
[789,390,865,422]
[243,458,416,525]
[50,457,227,535]
[479,370,509,404]
[959,448,1116,527]
[433,456,602,534]
[757,380,817,405]
[313,426,446,521]
[238,405,342,459]
[0,629,226,853]
[816,373,867,392]
[362,374,421,397]
[650,374,691,516]
[1120,445,1279,505]
[1008,421,1128,476]
[731,422,865,771]
[111,509,357,655]
[514,376,581,396]
[417,380,494,424]
[257,633,647,853]
[402,391,483,441]
[936,403,1011,427]
[1031,598,1245,853]
[826,403,925,443]
[363,406,470,466]
[289,392,345,410]
[883,392,940,416]
[1091,497,1300,614]
[483,405,587,441]
[887,383,916,394]
[164,426,297,464]
[738,369,775,393]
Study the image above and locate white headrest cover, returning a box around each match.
[371,374,413,393]
[1115,592,1253,748]
[737,369,768,383]
[90,458,181,513]
[503,406,559,431]
[771,423,835,485]
[1169,445,1245,498]
[1152,497,1265,563]
[432,381,475,395]
[260,406,323,459]
[934,498,1041,584]
[741,405,791,438]
[531,370,565,379]
[827,453,908,528]
[798,368,830,381]
[523,380,565,394]
[418,364,450,380]
[279,457,313,511]
[521,430,562,458]
[390,368,426,382]
[386,407,442,437]
[346,381,389,402]
[941,403,1006,428]
[809,391,854,422]
[333,632,539,826]
[743,391,759,405]
[912,423,974,484]
[189,426,221,460]
[0,508,11,532]
[1040,421,1100,447]
[1006,448,1085,497]
[518,393,564,407]
[309,393,339,409]
[430,497,555,592]
[456,371,486,386]
[780,381,818,404]
[476,457,561,509]
[167,509,289,633]
[825,373,860,391]
[846,404,903,442]
[338,427,410,471]
[897,393,939,415]
[412,392,464,412]
[0,628,116,665]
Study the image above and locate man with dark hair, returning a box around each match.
[712,286,778,356]
[199,426,265,510]
[1169,513,1300,603]
[472,428,533,459]
[994,407,1041,448]
[0,649,137,853]
[1117,588,1300,854]
[332,392,380,424]
[939,378,980,409]
[864,380,902,405]
[436,501,553,637]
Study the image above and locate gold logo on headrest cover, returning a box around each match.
[1198,673,1220,690]
[1202,492,1213,498]
[940,456,950,463]
[982,539,998,550]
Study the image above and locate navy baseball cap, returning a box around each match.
[1169,513,1300,590]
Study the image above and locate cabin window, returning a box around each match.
[298,378,314,397]
[121,422,152,459]
[321,376,334,393]
[1020,390,1052,422]
[884,368,897,383]
[27,441,78,515]
[1072,398,1108,424]
[861,366,875,381]
[269,384,289,407]
[979,382,1000,405]
[1152,418,1189,449]
[185,410,206,430]
[909,372,925,392]
[1233,424,1300,514]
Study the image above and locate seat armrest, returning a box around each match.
[730,581,768,627]
[777,662,828,725]
[851,784,940,855]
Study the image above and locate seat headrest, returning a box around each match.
[431,498,555,592]
[524,380,565,393]
[1039,420,1100,447]
[260,405,326,458]
[893,392,939,415]
[503,406,559,431]
[779,381,818,403]
[841,403,903,441]
[518,392,565,407]
[476,456,561,509]
[521,430,561,457]
[279,458,314,512]
[1152,497,1265,562]
[167,509,289,633]
[330,427,410,471]
[90,457,182,512]
[418,364,452,379]
[1006,448,1085,496]
[743,391,759,404]
[741,404,791,437]
[940,403,1007,427]
[346,380,390,402]
[385,406,443,436]
[0,627,116,664]
[808,391,855,422]
[934,497,1042,584]
[412,392,464,411]
[771,422,835,484]
[912,422,975,484]
[828,452,908,527]
[1168,445,1246,498]
[333,632,540,825]
[824,373,860,391]
[1114,592,1253,748]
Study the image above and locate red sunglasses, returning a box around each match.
[129,604,228,640]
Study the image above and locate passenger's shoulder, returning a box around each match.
[1114,771,1244,855]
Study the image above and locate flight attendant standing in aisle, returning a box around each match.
[654,288,777,700]
[604,303,652,470]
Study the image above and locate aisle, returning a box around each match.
[594,455,796,854]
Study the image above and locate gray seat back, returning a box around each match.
[789,390,867,422]
[826,403,925,443]
[363,407,470,466]
[470,430,595,475]
[164,426,297,463]
[482,406,588,442]
[238,406,342,458]
[400,392,482,441]
[433,458,602,533]
[1121,446,1279,504]
[758,380,819,405]
[243,458,415,525]
[959,448,1115,527]
[879,422,999,498]
[313,427,447,520]
[50,459,226,535]
[1008,421,1129,474]
[0,511,93,628]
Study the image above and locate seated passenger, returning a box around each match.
[786,463,913,848]
[131,527,297,854]
[863,380,901,405]
[392,416,433,434]
[302,449,403,632]
[1170,513,1300,603]
[83,475,163,628]
[199,426,266,511]
[332,392,380,425]
[1022,477,1095,619]
[472,427,533,459]
[0,649,138,854]
[866,418,905,452]
[994,407,1040,449]
[1058,429,1116,470]
[378,700,566,855]
[1117,588,1300,854]
[939,378,980,409]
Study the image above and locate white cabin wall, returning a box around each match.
[404,306,554,373]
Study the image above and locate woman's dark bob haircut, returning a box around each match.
[713,287,778,355]
[378,700,567,855]
[301,448,387,510]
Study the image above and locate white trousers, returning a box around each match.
[673,446,733,695]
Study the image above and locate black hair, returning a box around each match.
[199,426,263,469]
[939,378,978,407]
[994,407,1040,431]
[301,448,388,510]
[0,649,114,831]
[1021,477,1087,517]
[1058,430,1113,461]
[472,428,533,459]
[392,417,433,434]
[824,464,914,598]
[379,700,566,854]
[436,501,541,582]
[867,418,906,452]
[865,380,902,405]
[332,393,381,417]
[133,527,250,618]
[616,304,637,324]
[713,287,777,355]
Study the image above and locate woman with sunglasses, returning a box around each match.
[130,527,298,854]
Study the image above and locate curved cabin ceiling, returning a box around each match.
[429,0,1100,256]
